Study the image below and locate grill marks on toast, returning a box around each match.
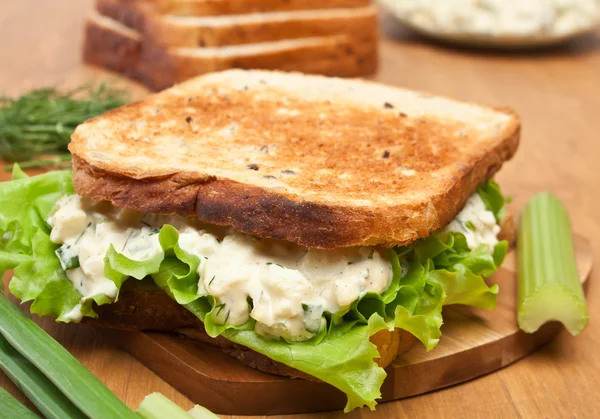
[70,70,520,248]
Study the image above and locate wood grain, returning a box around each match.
[105,237,592,415]
[0,1,600,418]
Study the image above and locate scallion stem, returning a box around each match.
[0,294,137,418]
[0,386,40,419]
[0,334,85,419]
[188,404,221,419]
[517,192,589,335]
[136,393,195,419]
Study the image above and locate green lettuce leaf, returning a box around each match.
[0,168,96,321]
[107,226,392,411]
[387,231,507,349]
[10,229,96,321]
[477,178,506,221]
[225,316,389,412]
[106,225,503,410]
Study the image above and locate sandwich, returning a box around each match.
[85,0,378,90]
[0,69,520,411]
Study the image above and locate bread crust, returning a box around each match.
[82,14,142,77]
[95,0,148,31]
[137,34,378,90]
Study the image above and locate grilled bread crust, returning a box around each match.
[70,70,520,249]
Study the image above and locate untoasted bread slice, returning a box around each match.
[96,0,378,48]
[137,33,377,89]
[143,6,378,48]
[83,12,378,90]
[96,0,148,31]
[148,0,373,16]
[70,70,520,249]
[83,11,142,77]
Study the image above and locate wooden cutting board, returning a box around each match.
[109,235,592,416]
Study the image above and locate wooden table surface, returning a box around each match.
[1,1,599,418]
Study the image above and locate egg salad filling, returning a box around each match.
[47,187,501,341]
[48,195,393,340]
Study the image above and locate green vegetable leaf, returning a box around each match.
[10,229,96,321]
[145,245,390,411]
[0,386,40,419]
[0,334,86,419]
[188,404,220,419]
[0,84,128,165]
[104,225,201,305]
[136,393,195,419]
[226,315,389,413]
[0,294,138,418]
[477,178,506,221]
[0,170,97,321]
[10,164,28,180]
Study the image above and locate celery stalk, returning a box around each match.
[0,335,85,419]
[136,393,194,419]
[0,386,40,419]
[517,192,589,335]
[188,404,221,419]
[0,294,137,419]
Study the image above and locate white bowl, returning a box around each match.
[378,0,600,49]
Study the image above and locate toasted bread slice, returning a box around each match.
[83,12,378,90]
[143,6,378,48]
[70,70,520,249]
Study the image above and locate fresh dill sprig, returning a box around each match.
[0,83,128,170]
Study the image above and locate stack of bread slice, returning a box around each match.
[84,0,379,90]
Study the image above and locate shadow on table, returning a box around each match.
[380,12,600,59]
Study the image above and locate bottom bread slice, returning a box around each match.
[87,278,413,381]
[82,11,378,91]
